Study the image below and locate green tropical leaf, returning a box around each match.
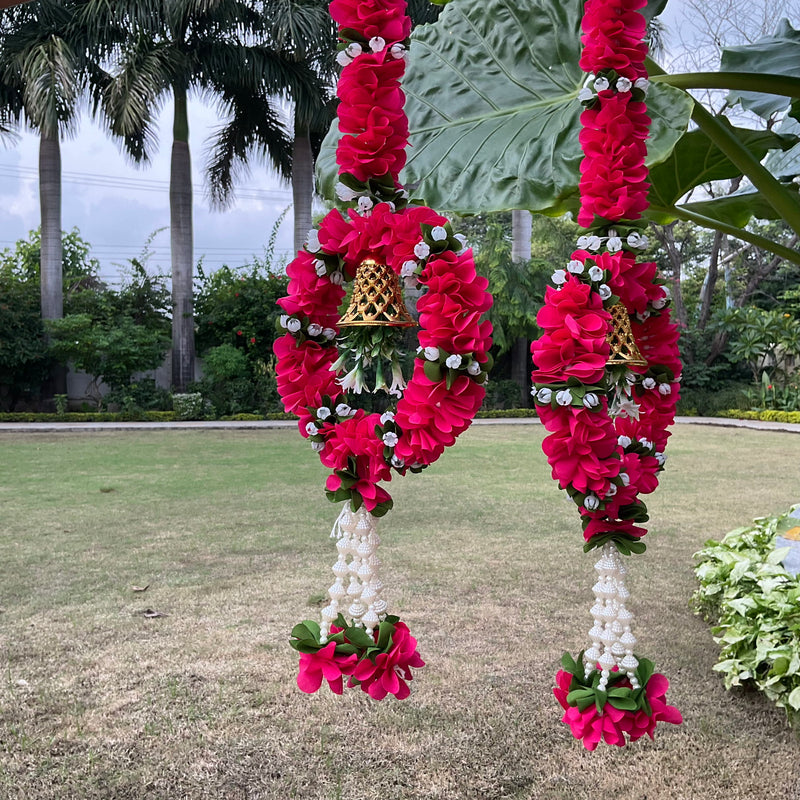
[317,0,692,213]
[722,19,800,120]
[646,123,798,215]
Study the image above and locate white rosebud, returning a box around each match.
[551,269,567,285]
[652,297,666,310]
[640,438,653,450]
[391,454,405,468]
[625,371,638,384]
[305,421,318,436]
[335,403,353,417]
[598,284,612,300]
[279,314,289,328]
[642,377,656,390]
[287,317,302,333]
[445,354,463,369]
[430,225,448,241]
[655,452,666,466]
[307,323,323,337]
[335,50,353,67]
[424,346,439,361]
[335,182,357,201]
[638,234,649,248]
[345,42,362,58]
[454,233,468,252]
[634,77,650,92]
[567,259,585,274]
[583,392,600,408]
[555,389,573,406]
[368,36,386,53]
[607,236,623,252]
[618,435,632,448]
[413,241,431,259]
[380,410,395,424]
[311,440,325,452]
[616,77,632,93]
[329,271,344,286]
[323,327,336,340]
[587,235,602,251]
[619,471,630,486]
[467,361,482,376]
[314,259,327,277]
[306,229,320,253]
[317,407,331,420]
[605,483,618,497]
[578,87,594,102]
[382,431,398,447]
[588,265,603,282]
[536,387,552,404]
[658,383,672,395]
[401,260,417,277]
[357,196,373,213]
[390,43,407,60]
[576,235,591,249]
[584,494,600,511]
[636,310,651,322]
[593,77,610,92]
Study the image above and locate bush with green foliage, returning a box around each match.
[172,393,206,421]
[693,506,800,727]
[194,258,289,415]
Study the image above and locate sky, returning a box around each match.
[0,99,300,284]
[0,0,795,285]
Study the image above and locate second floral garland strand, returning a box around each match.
[531,0,682,749]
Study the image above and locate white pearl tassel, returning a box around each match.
[319,505,387,642]
[583,543,639,689]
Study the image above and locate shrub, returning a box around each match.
[172,393,205,421]
[693,506,800,727]
[717,409,800,424]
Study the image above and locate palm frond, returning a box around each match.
[204,90,292,208]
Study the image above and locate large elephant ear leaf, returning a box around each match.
[317,0,692,214]
[406,0,691,214]
[722,19,800,121]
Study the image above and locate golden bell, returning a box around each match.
[606,303,647,367]
[338,258,416,328]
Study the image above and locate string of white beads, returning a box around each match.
[320,505,387,641]
[583,543,639,690]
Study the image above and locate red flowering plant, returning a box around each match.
[531,0,681,743]
[277,0,491,700]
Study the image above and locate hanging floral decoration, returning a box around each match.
[531,0,682,747]
[275,0,492,698]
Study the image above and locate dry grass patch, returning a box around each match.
[0,425,799,799]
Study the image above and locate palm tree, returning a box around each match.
[99,0,317,392]
[0,0,116,396]
[205,0,337,254]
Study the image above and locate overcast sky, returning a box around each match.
[0,1,793,284]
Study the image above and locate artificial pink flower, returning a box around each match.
[350,621,425,700]
[297,641,358,695]
[329,0,412,42]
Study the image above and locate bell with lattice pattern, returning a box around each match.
[607,303,647,367]
[338,258,416,328]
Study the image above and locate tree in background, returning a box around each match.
[0,0,117,396]
[100,0,318,393]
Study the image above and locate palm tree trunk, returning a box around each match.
[510,209,532,407]
[292,116,314,254]
[39,130,66,398]
[170,88,195,393]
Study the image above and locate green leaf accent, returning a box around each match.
[561,652,579,674]
[344,626,375,649]
[608,696,638,711]
[423,359,443,383]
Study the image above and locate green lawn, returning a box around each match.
[0,424,798,799]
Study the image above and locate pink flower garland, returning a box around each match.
[531,0,682,746]
[279,0,491,701]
